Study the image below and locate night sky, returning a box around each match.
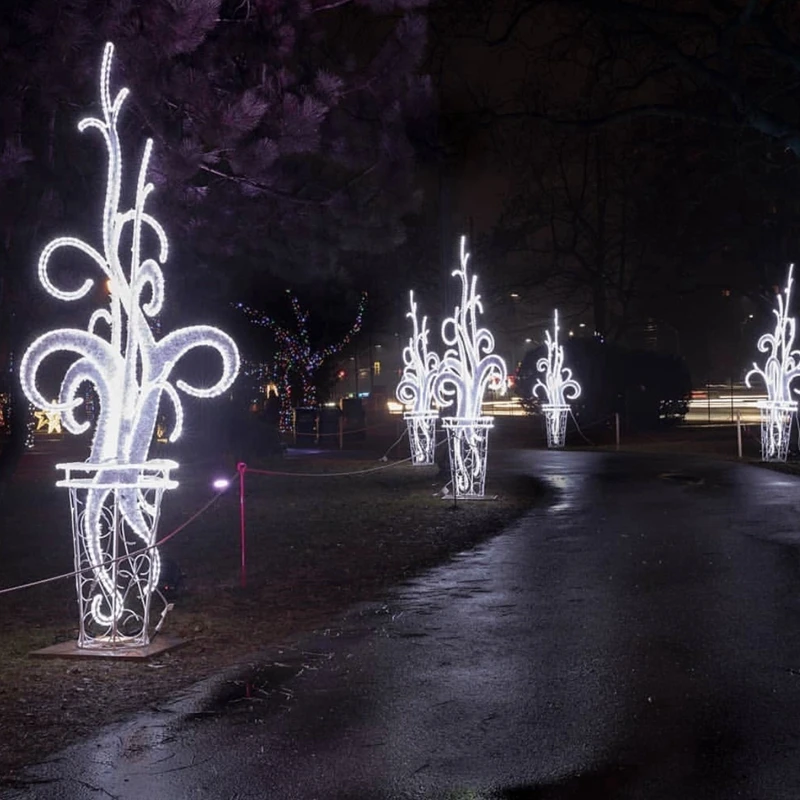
[1,0,799,386]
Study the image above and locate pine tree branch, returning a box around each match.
[312,0,353,12]
[199,164,328,206]
[199,159,380,207]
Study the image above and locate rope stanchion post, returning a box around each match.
[237,462,247,588]
[737,412,743,459]
[615,412,621,451]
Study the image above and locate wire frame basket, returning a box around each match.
[442,417,494,499]
[541,404,570,449]
[404,410,438,465]
[57,460,178,649]
[756,401,796,462]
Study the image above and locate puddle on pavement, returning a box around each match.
[192,652,331,719]
[437,765,639,799]
[492,763,638,797]
[597,471,636,483]
[659,472,704,486]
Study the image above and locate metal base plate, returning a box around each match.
[441,494,499,502]
[30,635,186,661]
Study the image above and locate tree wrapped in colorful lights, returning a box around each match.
[746,264,800,462]
[533,309,581,448]
[396,291,440,465]
[19,44,240,650]
[238,291,367,432]
[433,237,507,498]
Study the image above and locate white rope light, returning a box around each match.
[533,309,581,448]
[746,264,800,462]
[19,43,240,647]
[433,236,507,498]
[396,291,440,465]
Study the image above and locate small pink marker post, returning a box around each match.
[237,462,247,588]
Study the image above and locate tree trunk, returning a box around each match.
[0,264,31,506]
[593,278,607,341]
[0,350,29,507]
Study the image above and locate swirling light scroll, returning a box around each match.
[433,236,507,498]
[533,309,581,448]
[19,42,240,647]
[745,264,800,461]
[396,291,440,464]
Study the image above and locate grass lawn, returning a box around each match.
[0,414,774,781]
[0,425,547,780]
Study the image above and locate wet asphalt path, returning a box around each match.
[11,450,800,799]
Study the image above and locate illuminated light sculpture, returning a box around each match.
[19,43,240,649]
[237,292,367,432]
[533,309,581,448]
[746,264,800,462]
[396,291,440,464]
[34,402,64,435]
[433,237,507,498]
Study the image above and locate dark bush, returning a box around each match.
[516,338,691,432]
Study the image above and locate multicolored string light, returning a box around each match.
[5,354,35,449]
[236,291,367,431]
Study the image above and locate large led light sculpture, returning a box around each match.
[396,291,440,465]
[433,237,507,498]
[746,264,800,462]
[19,43,240,649]
[533,309,581,448]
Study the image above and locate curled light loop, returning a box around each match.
[38,238,106,302]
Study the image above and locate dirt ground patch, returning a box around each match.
[0,436,547,781]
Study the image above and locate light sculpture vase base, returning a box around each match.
[30,635,187,661]
[404,411,438,465]
[442,417,493,499]
[542,404,570,449]
[57,459,179,650]
[756,402,796,462]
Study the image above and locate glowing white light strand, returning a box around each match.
[745,264,800,461]
[396,291,440,465]
[532,309,581,448]
[19,43,240,647]
[433,237,507,498]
